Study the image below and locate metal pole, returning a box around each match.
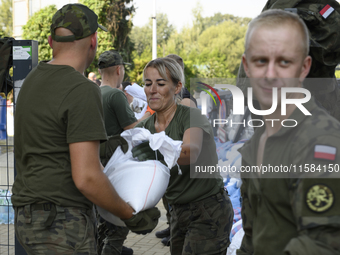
[152,0,157,60]
[13,40,38,255]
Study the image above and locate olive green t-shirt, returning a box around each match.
[100,86,137,136]
[12,62,107,209]
[136,104,223,204]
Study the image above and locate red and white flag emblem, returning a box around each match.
[320,4,334,19]
[314,145,336,161]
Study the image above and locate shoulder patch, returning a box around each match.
[306,184,334,213]
[320,4,334,19]
[314,145,336,161]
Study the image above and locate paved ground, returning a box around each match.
[124,202,171,255]
[0,201,170,255]
[0,223,14,255]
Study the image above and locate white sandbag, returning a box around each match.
[97,147,170,226]
[97,128,182,226]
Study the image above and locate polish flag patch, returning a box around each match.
[314,145,337,161]
[320,4,334,19]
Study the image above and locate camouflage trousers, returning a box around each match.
[162,195,171,224]
[14,204,96,255]
[170,190,234,255]
[97,216,129,255]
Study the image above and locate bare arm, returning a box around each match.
[123,109,151,130]
[138,111,152,122]
[70,140,134,219]
[124,120,139,130]
[177,127,203,165]
[180,98,197,108]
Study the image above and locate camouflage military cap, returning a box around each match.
[50,4,107,42]
[98,50,131,69]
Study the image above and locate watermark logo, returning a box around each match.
[199,83,312,128]
[197,82,222,107]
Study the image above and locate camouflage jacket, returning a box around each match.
[237,98,340,255]
[237,0,340,121]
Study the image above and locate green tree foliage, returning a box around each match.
[181,7,249,79]
[129,13,175,84]
[196,20,247,77]
[129,4,250,87]
[0,0,13,37]
[0,28,6,38]
[77,0,112,76]
[105,0,135,62]
[130,13,175,57]
[22,5,56,61]
[189,3,205,42]
[130,10,249,88]
[21,1,135,79]
[81,0,135,78]
[335,70,340,78]
[202,13,251,29]
[21,1,250,88]
[128,51,150,83]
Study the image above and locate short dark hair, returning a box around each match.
[122,81,132,90]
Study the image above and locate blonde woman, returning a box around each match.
[132,57,233,255]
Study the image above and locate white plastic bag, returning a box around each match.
[97,147,170,226]
[97,128,182,226]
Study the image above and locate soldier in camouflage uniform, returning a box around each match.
[96,50,137,255]
[12,4,160,255]
[237,9,340,255]
[237,0,340,122]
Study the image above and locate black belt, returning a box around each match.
[16,203,57,227]
[31,203,54,211]
[28,203,90,214]
[18,203,91,227]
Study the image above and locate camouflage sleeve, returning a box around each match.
[284,135,340,254]
[237,161,254,255]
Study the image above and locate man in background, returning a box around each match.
[97,50,139,255]
[121,81,134,105]
[88,71,97,81]
[88,71,101,85]
[167,54,197,108]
